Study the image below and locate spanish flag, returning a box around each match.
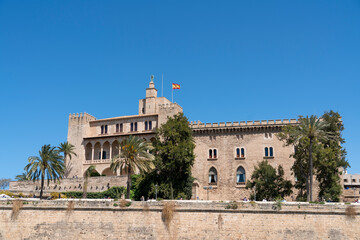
[172,83,180,89]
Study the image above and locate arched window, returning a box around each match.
[209,149,213,158]
[102,151,107,159]
[145,121,148,130]
[209,167,217,184]
[236,148,240,158]
[265,147,269,157]
[237,166,246,183]
[213,149,217,158]
[241,148,245,158]
[269,147,273,157]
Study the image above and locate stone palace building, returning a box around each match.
[64,78,299,200]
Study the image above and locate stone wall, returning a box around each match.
[0,200,359,240]
[9,176,127,196]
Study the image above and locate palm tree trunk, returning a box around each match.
[309,137,313,202]
[40,174,45,199]
[126,165,131,199]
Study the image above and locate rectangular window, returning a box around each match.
[116,124,119,132]
[101,125,104,134]
[120,123,123,132]
[353,179,356,183]
[104,125,108,134]
[135,122,138,131]
[130,123,133,132]
[145,121,148,130]
[149,121,152,130]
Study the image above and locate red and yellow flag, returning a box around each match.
[172,83,180,89]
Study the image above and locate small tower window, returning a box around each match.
[149,121,152,130]
[120,123,123,132]
[101,125,104,134]
[213,149,217,158]
[236,148,240,158]
[269,147,273,157]
[116,124,119,132]
[145,121,148,130]
[134,122,138,131]
[104,125,108,134]
[209,149,213,159]
[130,123,134,132]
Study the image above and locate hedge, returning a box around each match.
[62,186,125,199]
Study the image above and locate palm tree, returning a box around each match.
[83,165,96,198]
[15,172,29,181]
[111,136,154,199]
[297,115,331,202]
[58,142,77,178]
[25,145,65,199]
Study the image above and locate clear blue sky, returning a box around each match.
[0,1,359,179]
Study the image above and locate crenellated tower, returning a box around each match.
[67,112,96,178]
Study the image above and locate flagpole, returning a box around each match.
[172,85,173,103]
[162,73,163,97]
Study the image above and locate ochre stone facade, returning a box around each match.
[0,200,359,240]
[10,78,310,200]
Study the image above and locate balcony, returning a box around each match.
[85,159,111,164]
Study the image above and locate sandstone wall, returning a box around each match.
[8,176,127,196]
[0,200,359,240]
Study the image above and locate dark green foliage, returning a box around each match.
[134,113,196,200]
[246,160,293,201]
[277,111,348,202]
[314,111,349,201]
[90,171,101,177]
[63,186,125,199]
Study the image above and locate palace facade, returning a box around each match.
[66,78,299,200]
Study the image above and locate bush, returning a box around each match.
[225,202,238,209]
[50,192,66,199]
[62,186,125,199]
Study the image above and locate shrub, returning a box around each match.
[62,186,125,199]
[50,192,66,199]
[162,202,175,229]
[119,199,131,208]
[67,201,75,214]
[345,206,356,219]
[11,200,23,220]
[225,202,238,209]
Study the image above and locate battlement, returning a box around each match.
[158,102,182,110]
[69,112,96,125]
[189,119,298,129]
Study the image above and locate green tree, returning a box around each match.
[111,136,154,199]
[246,160,293,200]
[58,142,77,178]
[136,113,196,200]
[278,113,346,202]
[15,172,29,181]
[83,165,96,198]
[25,145,65,199]
[315,111,349,201]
